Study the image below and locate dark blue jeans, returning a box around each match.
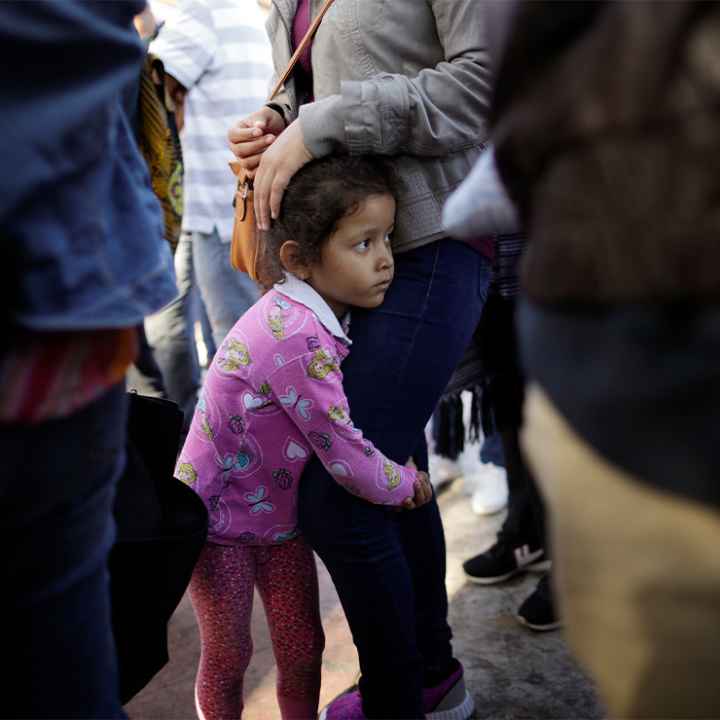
[480,431,505,467]
[299,240,491,719]
[1,383,127,718]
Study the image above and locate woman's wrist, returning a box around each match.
[297,94,345,158]
[265,102,289,128]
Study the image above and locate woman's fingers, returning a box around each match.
[237,152,269,178]
[234,143,275,177]
[269,172,290,222]
[228,122,262,144]
[254,160,275,230]
[253,120,313,230]
[227,112,273,160]
[229,132,275,160]
[254,160,271,231]
[228,106,285,157]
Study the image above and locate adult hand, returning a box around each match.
[400,471,434,510]
[227,106,286,179]
[253,118,313,230]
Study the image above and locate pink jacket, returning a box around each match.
[175,275,418,546]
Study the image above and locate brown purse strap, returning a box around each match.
[231,2,334,184]
[268,0,335,101]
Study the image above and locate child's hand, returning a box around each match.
[400,471,433,510]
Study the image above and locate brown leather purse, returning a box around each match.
[230,0,335,280]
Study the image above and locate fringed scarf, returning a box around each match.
[433,233,526,459]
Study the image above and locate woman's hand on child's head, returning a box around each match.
[400,471,433,511]
[227,106,286,179]
[253,119,313,231]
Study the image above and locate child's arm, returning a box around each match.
[266,350,421,507]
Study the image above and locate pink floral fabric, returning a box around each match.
[176,288,417,546]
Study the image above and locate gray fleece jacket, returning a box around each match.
[266,0,493,253]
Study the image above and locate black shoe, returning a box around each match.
[463,533,550,585]
[515,574,562,632]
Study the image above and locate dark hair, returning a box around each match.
[257,155,402,288]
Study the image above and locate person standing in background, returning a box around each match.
[492,2,720,716]
[151,0,273,351]
[127,3,196,425]
[0,1,176,716]
[443,146,559,632]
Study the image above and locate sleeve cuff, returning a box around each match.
[266,102,289,127]
[298,94,346,158]
[268,87,297,126]
[302,78,411,157]
[149,54,197,91]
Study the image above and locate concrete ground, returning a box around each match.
[125,478,604,720]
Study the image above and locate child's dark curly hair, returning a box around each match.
[256,155,402,289]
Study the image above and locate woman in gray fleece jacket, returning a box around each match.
[229,2,492,718]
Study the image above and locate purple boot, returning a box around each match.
[320,660,473,720]
[424,660,475,720]
[319,689,366,720]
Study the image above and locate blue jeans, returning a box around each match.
[192,228,259,348]
[1,384,128,718]
[140,234,201,433]
[480,431,505,467]
[196,291,217,363]
[298,240,491,719]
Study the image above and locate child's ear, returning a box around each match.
[279,241,311,280]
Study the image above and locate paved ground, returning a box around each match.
[125,479,604,720]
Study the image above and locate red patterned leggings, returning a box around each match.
[189,537,325,720]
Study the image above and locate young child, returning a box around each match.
[176,155,432,720]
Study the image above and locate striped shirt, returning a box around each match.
[151,0,273,243]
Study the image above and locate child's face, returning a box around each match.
[307,193,396,317]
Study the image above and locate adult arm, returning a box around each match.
[299,0,493,158]
[251,0,493,227]
[150,0,218,93]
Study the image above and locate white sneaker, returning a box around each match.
[469,463,508,515]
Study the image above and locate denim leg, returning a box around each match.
[499,428,547,550]
[192,228,259,348]
[126,323,167,399]
[480,431,505,467]
[299,240,491,718]
[197,293,217,363]
[143,233,201,433]
[1,384,128,718]
[300,477,423,718]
